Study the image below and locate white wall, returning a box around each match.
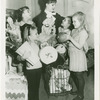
[55,0,67,17]
[6,0,26,9]
[67,0,94,48]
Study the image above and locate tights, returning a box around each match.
[71,71,85,97]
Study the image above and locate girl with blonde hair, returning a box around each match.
[66,11,89,100]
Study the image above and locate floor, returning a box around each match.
[39,68,94,100]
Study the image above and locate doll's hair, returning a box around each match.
[13,6,29,22]
[72,11,90,34]
[25,24,37,36]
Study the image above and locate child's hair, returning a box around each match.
[44,0,57,4]
[25,24,37,36]
[22,24,37,42]
[72,11,89,34]
[13,6,29,22]
[66,16,74,30]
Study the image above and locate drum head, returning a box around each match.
[56,44,66,54]
[39,46,58,64]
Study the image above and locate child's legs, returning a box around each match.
[17,63,23,72]
[70,71,79,91]
[26,68,42,100]
[17,63,24,75]
[75,72,85,97]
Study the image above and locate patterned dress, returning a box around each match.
[68,29,88,72]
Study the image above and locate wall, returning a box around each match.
[55,0,67,17]
[6,0,26,9]
[67,0,94,48]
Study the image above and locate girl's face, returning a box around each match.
[46,3,56,12]
[62,18,71,28]
[72,16,81,29]
[22,9,31,20]
[30,29,38,39]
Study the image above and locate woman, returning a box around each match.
[33,0,64,35]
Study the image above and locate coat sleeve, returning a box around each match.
[32,12,46,34]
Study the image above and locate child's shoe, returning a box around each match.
[73,95,84,100]
[70,90,78,95]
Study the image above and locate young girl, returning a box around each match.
[13,6,35,75]
[66,12,89,100]
[6,15,24,75]
[57,16,74,49]
[59,16,74,34]
[20,25,42,100]
[14,6,34,43]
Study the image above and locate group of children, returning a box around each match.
[6,0,89,100]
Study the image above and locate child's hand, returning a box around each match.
[17,55,25,61]
[66,34,71,40]
[66,29,71,35]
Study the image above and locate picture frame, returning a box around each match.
[0,0,100,100]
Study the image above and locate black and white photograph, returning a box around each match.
[0,0,100,100]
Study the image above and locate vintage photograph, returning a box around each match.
[1,0,97,100]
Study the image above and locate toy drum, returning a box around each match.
[39,46,58,65]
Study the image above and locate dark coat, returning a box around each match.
[33,11,64,34]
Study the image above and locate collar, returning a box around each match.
[45,10,56,18]
[19,20,33,26]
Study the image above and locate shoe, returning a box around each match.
[73,95,84,100]
[70,90,78,95]
[18,72,24,76]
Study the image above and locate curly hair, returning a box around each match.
[13,6,29,22]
